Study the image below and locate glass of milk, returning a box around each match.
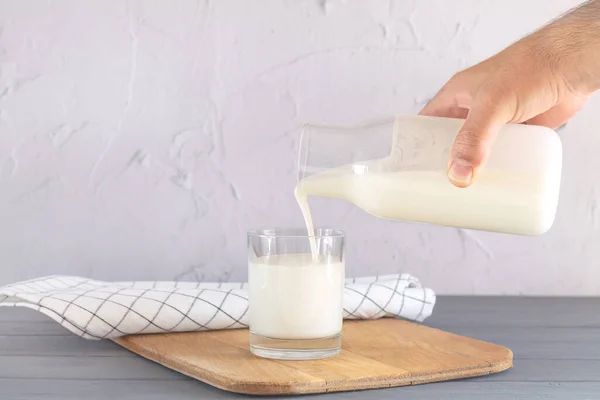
[248,228,345,360]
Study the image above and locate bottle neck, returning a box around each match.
[297,118,395,182]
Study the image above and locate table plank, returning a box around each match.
[0,307,54,322]
[486,359,600,381]
[429,326,600,343]
[0,355,186,380]
[498,340,600,360]
[430,297,600,327]
[1,296,599,399]
[0,321,74,336]
[0,379,598,400]
[0,335,133,357]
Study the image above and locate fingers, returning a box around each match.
[525,110,570,129]
[419,85,470,119]
[421,103,469,119]
[420,69,486,119]
[420,71,517,188]
[419,93,457,117]
[448,90,515,188]
[525,96,588,128]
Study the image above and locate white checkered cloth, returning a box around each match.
[0,274,436,340]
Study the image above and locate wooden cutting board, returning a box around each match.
[113,319,512,395]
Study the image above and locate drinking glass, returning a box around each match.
[248,228,345,360]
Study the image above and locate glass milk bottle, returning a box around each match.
[295,115,563,235]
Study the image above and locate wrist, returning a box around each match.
[546,1,600,93]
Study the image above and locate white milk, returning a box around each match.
[248,254,344,339]
[295,194,319,258]
[295,166,559,236]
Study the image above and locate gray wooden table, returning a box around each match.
[1,297,599,399]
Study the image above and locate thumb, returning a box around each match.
[448,93,513,188]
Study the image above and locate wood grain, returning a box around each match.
[113,319,513,395]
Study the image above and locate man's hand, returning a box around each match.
[420,1,600,188]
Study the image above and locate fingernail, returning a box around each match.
[448,160,473,187]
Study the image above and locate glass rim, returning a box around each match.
[247,228,345,239]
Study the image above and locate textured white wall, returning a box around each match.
[0,0,594,295]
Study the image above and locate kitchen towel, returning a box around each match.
[0,274,435,339]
